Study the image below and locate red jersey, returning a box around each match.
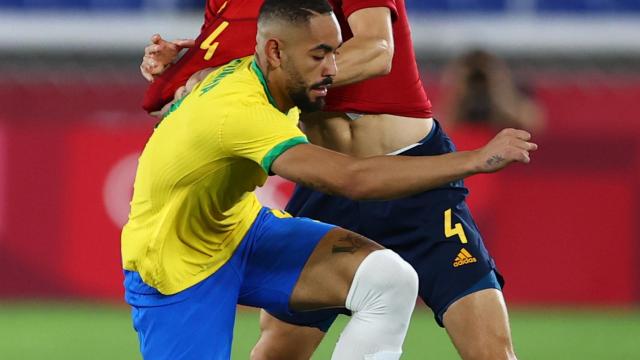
[142,0,259,112]
[325,0,432,118]
[143,0,432,118]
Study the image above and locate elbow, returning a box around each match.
[336,164,373,201]
[340,182,369,201]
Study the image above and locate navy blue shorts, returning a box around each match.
[270,121,504,329]
[123,208,334,360]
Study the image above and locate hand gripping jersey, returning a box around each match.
[142,0,432,118]
[124,56,308,295]
[142,0,260,112]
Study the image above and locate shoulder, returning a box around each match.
[226,104,289,125]
[197,57,254,96]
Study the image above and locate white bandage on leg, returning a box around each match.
[331,249,419,360]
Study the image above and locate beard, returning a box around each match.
[290,85,325,113]
[283,62,331,113]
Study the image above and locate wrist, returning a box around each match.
[466,150,486,174]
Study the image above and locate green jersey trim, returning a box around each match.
[251,59,280,110]
[261,136,309,174]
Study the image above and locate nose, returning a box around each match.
[323,53,337,78]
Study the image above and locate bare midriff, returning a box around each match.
[300,112,434,157]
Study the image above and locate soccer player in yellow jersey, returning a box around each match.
[122,1,537,359]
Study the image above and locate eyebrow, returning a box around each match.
[310,42,343,53]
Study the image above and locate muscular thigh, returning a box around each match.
[443,289,515,359]
[238,209,381,314]
[289,227,383,311]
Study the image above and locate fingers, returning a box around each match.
[500,128,531,141]
[140,63,154,82]
[500,128,537,159]
[145,36,176,57]
[151,33,174,49]
[145,43,162,56]
[147,34,169,55]
[496,148,530,167]
[141,34,193,81]
[174,86,187,100]
[141,55,165,77]
[150,33,162,44]
[149,110,163,119]
[482,128,540,171]
[510,139,538,152]
[143,55,159,69]
[146,37,194,55]
[174,38,196,48]
[508,140,536,164]
[517,149,531,164]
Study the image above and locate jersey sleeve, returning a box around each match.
[221,107,308,174]
[341,0,398,21]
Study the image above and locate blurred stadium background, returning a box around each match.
[1,1,639,359]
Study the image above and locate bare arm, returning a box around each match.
[272,129,537,200]
[332,7,394,87]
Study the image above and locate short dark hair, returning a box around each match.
[258,0,334,26]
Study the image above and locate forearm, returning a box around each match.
[332,36,393,87]
[344,151,479,200]
[273,129,534,201]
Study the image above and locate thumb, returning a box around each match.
[174,38,196,49]
[150,33,163,44]
[153,34,176,48]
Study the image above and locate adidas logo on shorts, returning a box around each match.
[453,248,477,267]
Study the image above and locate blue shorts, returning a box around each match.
[123,208,334,360]
[271,120,504,329]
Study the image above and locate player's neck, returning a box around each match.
[253,55,295,113]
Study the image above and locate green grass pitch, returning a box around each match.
[0,302,638,359]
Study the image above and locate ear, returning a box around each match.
[264,38,283,69]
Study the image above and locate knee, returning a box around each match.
[370,250,418,298]
[470,347,516,360]
[349,250,419,312]
[251,334,319,360]
[390,251,419,295]
[462,335,516,360]
[249,345,264,360]
[489,334,517,360]
[251,313,321,360]
[250,323,286,360]
[250,335,289,360]
[249,343,276,360]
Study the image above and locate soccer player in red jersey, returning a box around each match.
[141,1,526,359]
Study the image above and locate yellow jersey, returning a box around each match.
[121,56,308,295]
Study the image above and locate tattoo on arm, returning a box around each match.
[486,155,505,167]
[332,233,365,254]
